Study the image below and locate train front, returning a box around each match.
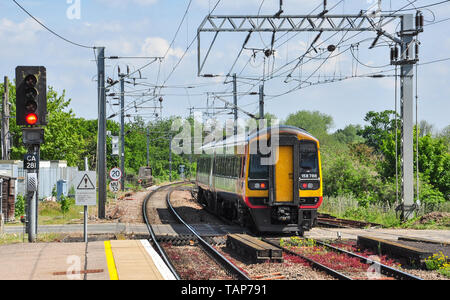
[244,126,323,234]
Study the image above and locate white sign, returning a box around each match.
[112,136,119,156]
[109,167,122,181]
[75,171,97,206]
[109,181,121,193]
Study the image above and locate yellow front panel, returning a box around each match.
[276,146,293,202]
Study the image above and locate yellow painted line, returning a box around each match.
[104,241,119,280]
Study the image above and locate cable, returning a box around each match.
[381,0,450,12]
[350,45,391,69]
[12,0,95,49]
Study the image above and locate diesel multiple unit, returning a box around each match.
[196,125,323,234]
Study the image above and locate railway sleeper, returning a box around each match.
[227,234,283,263]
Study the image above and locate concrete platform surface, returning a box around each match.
[0,242,109,280]
[305,227,450,243]
[0,240,175,280]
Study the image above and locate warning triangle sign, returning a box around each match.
[77,174,96,190]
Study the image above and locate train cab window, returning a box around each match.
[299,142,319,177]
[249,154,269,179]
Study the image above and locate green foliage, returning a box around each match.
[284,110,334,143]
[333,124,365,144]
[14,195,26,218]
[59,195,73,215]
[358,110,399,152]
[425,252,448,271]
[52,185,57,198]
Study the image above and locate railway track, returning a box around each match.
[165,187,251,280]
[262,237,423,280]
[142,183,186,280]
[144,184,424,281]
[317,213,382,229]
[143,182,251,280]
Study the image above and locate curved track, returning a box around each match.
[142,183,184,280]
[166,187,251,280]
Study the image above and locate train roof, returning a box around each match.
[200,125,318,152]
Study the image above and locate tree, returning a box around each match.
[5,83,86,166]
[379,127,450,200]
[334,124,365,144]
[358,110,399,152]
[419,120,435,137]
[284,110,334,143]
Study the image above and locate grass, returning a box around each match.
[38,200,91,225]
[319,195,450,229]
[0,233,66,245]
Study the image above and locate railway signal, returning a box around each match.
[15,66,47,243]
[15,66,47,126]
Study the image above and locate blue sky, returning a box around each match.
[1,0,449,132]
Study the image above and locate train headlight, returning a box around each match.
[249,181,269,190]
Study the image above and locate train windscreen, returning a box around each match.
[249,154,269,179]
[299,142,319,179]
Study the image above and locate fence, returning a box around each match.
[0,160,79,200]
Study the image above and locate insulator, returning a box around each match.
[390,48,395,62]
[394,47,399,60]
[420,15,424,27]
[415,43,419,59]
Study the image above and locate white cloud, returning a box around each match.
[0,18,42,44]
[140,37,184,58]
[95,0,157,7]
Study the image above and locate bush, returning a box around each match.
[59,195,73,215]
[15,195,26,218]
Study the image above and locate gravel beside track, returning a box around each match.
[163,244,234,280]
[215,245,335,280]
[170,190,224,225]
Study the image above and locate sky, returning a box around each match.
[1,0,449,133]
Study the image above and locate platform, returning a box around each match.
[0,239,176,280]
[105,240,175,280]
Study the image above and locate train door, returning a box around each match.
[269,136,299,205]
[275,146,294,202]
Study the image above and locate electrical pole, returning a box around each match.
[2,76,10,160]
[399,14,416,220]
[233,73,238,135]
[97,47,107,219]
[146,127,150,167]
[259,84,264,120]
[120,75,125,191]
[169,134,172,182]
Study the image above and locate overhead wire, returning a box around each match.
[12,0,95,49]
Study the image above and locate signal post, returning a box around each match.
[15,66,47,242]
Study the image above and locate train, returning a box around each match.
[195,125,323,234]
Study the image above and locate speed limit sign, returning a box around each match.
[109,167,122,181]
[109,181,121,193]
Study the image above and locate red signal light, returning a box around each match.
[260,183,266,189]
[25,113,38,125]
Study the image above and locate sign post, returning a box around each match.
[109,180,121,203]
[75,167,96,243]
